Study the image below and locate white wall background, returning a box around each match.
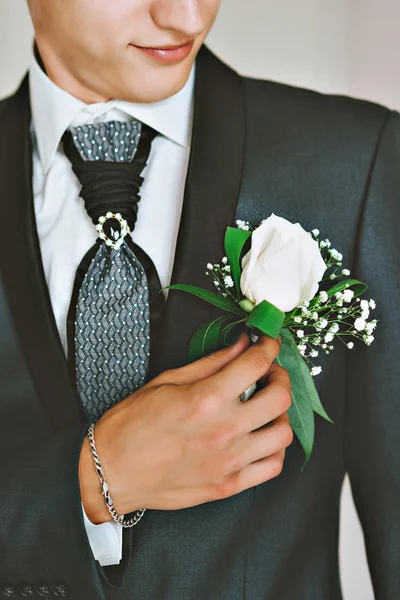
[2,1,398,598]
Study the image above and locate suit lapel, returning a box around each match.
[151,46,247,374]
[0,46,246,423]
[0,76,84,429]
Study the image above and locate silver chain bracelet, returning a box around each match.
[87,423,146,528]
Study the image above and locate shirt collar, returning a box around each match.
[29,52,195,173]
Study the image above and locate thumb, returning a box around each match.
[159,332,250,386]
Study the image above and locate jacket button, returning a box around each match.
[34,584,51,597]
[51,584,70,598]
[0,586,17,597]
[19,586,36,597]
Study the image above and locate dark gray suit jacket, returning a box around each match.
[0,46,399,599]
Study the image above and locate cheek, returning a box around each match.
[204,0,222,24]
[65,0,143,50]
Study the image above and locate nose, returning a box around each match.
[151,0,205,38]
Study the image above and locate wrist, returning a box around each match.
[79,436,111,525]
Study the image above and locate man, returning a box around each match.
[0,1,398,599]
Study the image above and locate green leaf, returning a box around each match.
[224,227,252,295]
[308,278,368,310]
[167,284,245,316]
[310,392,334,424]
[325,278,367,299]
[285,279,368,324]
[280,330,333,425]
[245,300,286,339]
[220,319,246,346]
[188,316,234,362]
[276,337,316,467]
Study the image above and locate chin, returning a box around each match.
[115,61,193,104]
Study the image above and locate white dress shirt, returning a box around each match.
[29,54,194,566]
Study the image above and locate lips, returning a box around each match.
[131,39,195,64]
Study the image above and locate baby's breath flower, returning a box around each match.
[297,330,305,339]
[365,335,375,345]
[330,273,337,280]
[207,263,213,270]
[214,281,220,288]
[222,257,228,264]
[312,229,320,237]
[360,299,370,312]
[347,342,354,349]
[342,268,351,276]
[311,312,319,321]
[354,318,366,331]
[365,323,375,335]
[236,219,250,231]
[369,299,376,310]
[342,289,354,303]
[310,349,319,358]
[319,291,328,303]
[224,276,234,288]
[297,344,307,356]
[311,366,322,377]
[324,333,334,343]
[330,323,339,333]
[294,316,302,324]
[316,318,328,330]
[329,249,343,261]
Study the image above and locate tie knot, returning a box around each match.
[63,120,157,247]
[69,121,143,163]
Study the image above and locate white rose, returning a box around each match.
[240,214,327,313]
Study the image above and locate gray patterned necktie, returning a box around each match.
[63,121,161,422]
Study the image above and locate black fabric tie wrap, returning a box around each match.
[62,121,155,231]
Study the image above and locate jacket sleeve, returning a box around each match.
[0,284,132,598]
[0,422,108,598]
[345,109,400,598]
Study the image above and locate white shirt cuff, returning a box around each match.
[82,503,123,567]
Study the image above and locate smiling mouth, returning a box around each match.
[130,39,195,63]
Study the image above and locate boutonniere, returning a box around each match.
[168,214,377,466]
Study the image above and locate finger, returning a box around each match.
[235,449,286,493]
[234,414,293,471]
[235,364,292,433]
[158,332,250,386]
[208,335,281,400]
[258,361,291,389]
[214,449,286,501]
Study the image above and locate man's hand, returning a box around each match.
[79,334,293,524]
